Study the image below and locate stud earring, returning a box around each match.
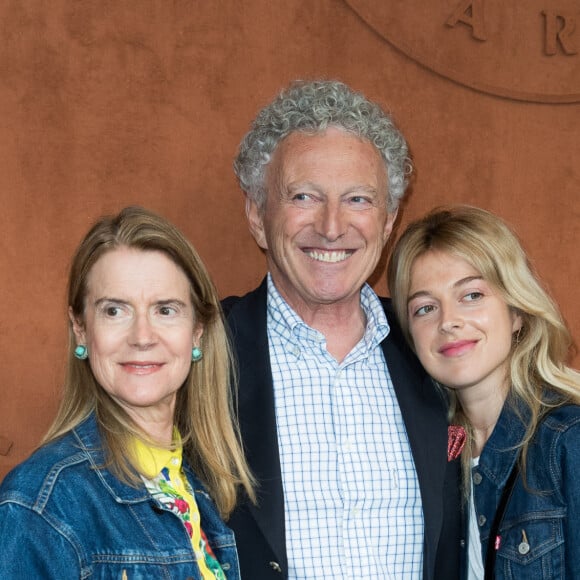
[191,347,203,362]
[74,345,88,360]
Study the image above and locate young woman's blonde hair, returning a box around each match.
[387,205,580,487]
[43,206,254,518]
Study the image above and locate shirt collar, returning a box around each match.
[266,273,390,353]
[131,428,183,479]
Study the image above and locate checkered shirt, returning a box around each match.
[267,275,424,579]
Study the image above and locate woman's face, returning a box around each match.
[71,247,202,426]
[406,250,521,400]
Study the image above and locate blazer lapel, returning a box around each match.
[225,280,287,570]
[380,304,447,579]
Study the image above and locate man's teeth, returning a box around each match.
[307,250,349,263]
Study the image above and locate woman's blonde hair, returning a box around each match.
[43,206,254,517]
[387,205,580,485]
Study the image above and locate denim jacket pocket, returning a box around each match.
[495,511,565,579]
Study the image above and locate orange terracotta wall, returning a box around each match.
[1,0,578,479]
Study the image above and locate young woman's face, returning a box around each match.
[71,247,203,426]
[407,250,521,400]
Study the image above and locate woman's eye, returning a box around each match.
[464,291,483,302]
[105,306,121,317]
[412,304,434,317]
[159,306,176,316]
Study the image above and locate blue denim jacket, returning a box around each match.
[0,413,240,579]
[466,400,580,579]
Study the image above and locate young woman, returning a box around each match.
[388,205,580,579]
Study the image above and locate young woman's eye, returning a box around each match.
[159,305,176,316]
[412,304,435,317]
[464,291,483,302]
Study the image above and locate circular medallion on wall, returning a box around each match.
[345,0,580,103]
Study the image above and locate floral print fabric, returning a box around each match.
[134,435,226,580]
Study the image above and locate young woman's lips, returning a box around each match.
[438,340,477,357]
[120,362,164,375]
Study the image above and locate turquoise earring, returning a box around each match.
[191,347,203,362]
[74,345,88,360]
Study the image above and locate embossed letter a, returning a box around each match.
[446,0,487,41]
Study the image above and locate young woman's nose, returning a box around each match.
[439,304,464,333]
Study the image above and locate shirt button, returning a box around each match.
[478,515,487,527]
[170,457,179,466]
[473,472,482,485]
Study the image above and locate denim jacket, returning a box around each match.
[465,399,580,579]
[0,413,240,579]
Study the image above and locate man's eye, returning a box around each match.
[292,193,309,201]
[105,306,120,317]
[159,306,176,316]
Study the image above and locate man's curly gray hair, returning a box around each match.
[234,80,412,213]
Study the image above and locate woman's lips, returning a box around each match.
[120,362,164,375]
[438,340,478,357]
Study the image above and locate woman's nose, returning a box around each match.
[439,305,464,333]
[129,314,157,347]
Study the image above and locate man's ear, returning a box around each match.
[245,196,268,250]
[383,208,399,242]
[69,307,86,345]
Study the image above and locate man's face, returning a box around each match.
[246,126,397,315]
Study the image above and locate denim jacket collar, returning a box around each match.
[71,413,205,505]
[477,398,529,488]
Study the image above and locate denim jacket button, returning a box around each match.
[473,472,482,485]
[518,541,530,555]
[478,514,487,526]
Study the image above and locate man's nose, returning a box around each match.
[317,201,347,241]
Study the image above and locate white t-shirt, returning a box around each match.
[468,457,484,580]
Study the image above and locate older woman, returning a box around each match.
[387,206,580,579]
[0,206,254,579]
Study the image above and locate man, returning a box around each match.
[223,80,460,579]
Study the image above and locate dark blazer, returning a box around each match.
[223,279,461,580]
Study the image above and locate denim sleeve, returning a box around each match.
[556,420,580,579]
[0,502,82,578]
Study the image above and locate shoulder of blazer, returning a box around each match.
[222,279,268,334]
